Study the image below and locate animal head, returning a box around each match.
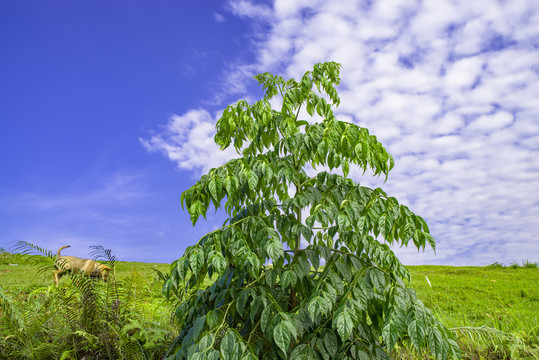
[92,263,112,281]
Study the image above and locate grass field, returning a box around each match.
[406,265,539,359]
[1,249,538,359]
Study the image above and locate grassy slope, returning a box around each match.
[2,254,538,358]
[407,266,538,334]
[2,258,537,331]
[0,254,169,293]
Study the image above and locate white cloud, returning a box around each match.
[227,0,274,20]
[143,0,539,265]
[445,56,484,88]
[466,111,513,132]
[140,110,238,175]
[214,12,225,23]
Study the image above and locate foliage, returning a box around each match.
[0,242,174,359]
[164,62,460,359]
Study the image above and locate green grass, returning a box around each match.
[408,266,538,331]
[1,249,538,359]
[0,252,170,296]
[406,265,539,359]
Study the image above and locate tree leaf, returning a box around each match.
[261,305,272,333]
[273,321,291,354]
[220,332,237,360]
[247,170,258,191]
[236,288,250,315]
[290,344,309,360]
[382,307,406,351]
[428,327,444,360]
[211,252,226,274]
[296,254,312,279]
[335,261,352,283]
[337,212,350,230]
[425,232,436,252]
[267,238,284,262]
[209,178,221,202]
[281,270,297,289]
[354,349,371,360]
[191,315,205,342]
[368,268,386,291]
[189,251,204,275]
[307,295,325,322]
[324,332,338,357]
[407,317,425,351]
[334,307,353,341]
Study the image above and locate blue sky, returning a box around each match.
[1,0,538,265]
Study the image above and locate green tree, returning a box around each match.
[164,62,460,359]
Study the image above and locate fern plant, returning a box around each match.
[1,242,175,360]
[451,326,539,359]
[1,283,69,359]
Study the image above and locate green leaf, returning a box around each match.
[199,333,214,349]
[209,178,221,201]
[191,315,205,341]
[334,307,353,341]
[307,296,325,322]
[206,309,222,329]
[211,252,226,274]
[342,160,350,177]
[296,255,312,279]
[355,349,371,360]
[281,270,297,289]
[337,212,350,230]
[220,332,237,360]
[368,268,386,291]
[273,321,292,354]
[379,215,393,241]
[261,305,272,333]
[224,175,237,195]
[290,344,309,360]
[412,229,425,250]
[407,317,425,351]
[334,261,352,283]
[236,288,250,315]
[425,232,436,252]
[382,308,406,351]
[247,170,258,191]
[306,248,320,270]
[267,238,284,262]
[324,332,338,357]
[189,251,204,275]
[428,327,444,360]
[243,353,258,360]
[250,296,262,323]
[306,100,315,116]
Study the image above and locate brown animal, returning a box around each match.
[54,245,112,286]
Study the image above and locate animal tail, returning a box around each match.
[57,245,71,257]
